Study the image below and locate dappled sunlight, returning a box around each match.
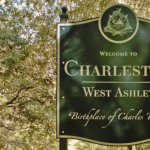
[0,0,149,149]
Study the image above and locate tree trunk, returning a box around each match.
[128,145,136,150]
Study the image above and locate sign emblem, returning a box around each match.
[104,8,133,36]
[99,4,139,43]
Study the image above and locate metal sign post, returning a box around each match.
[59,138,67,150]
[59,6,68,150]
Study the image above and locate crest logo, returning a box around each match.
[98,4,139,43]
[104,8,133,36]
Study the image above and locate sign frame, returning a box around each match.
[57,4,150,146]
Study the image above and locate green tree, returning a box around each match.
[0,0,149,149]
[0,0,60,149]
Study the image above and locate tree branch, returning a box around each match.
[6,86,34,105]
[0,124,14,131]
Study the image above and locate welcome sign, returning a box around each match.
[57,4,150,145]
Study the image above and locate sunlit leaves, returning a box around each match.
[0,0,149,149]
[0,0,59,149]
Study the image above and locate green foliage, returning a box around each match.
[0,0,148,149]
[68,140,129,150]
[136,143,150,150]
[0,0,59,149]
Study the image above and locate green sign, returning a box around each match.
[57,4,150,146]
